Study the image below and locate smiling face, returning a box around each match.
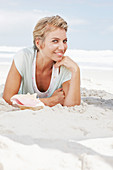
[37,27,68,62]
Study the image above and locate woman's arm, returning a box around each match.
[3,61,65,107]
[3,60,22,105]
[62,67,81,106]
[54,56,81,106]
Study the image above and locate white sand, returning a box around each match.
[81,68,113,94]
[0,64,113,170]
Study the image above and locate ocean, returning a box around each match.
[0,46,113,70]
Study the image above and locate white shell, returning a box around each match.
[10,93,45,110]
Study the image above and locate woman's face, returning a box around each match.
[39,28,68,62]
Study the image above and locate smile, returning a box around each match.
[55,52,64,57]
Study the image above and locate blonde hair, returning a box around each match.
[33,15,68,51]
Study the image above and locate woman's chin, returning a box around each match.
[56,56,63,62]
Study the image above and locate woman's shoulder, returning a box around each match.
[14,47,35,61]
[17,47,34,57]
[14,47,35,77]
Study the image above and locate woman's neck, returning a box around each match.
[36,52,54,72]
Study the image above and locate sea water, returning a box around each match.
[0,46,113,70]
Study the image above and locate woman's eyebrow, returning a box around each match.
[51,37,60,39]
[51,37,67,40]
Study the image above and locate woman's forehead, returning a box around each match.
[45,28,67,39]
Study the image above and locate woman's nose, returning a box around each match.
[58,42,65,51]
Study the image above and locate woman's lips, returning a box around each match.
[55,52,64,57]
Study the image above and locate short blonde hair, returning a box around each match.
[33,15,68,51]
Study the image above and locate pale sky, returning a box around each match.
[0,0,113,50]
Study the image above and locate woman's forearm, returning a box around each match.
[39,97,54,107]
[63,68,81,106]
[39,96,60,107]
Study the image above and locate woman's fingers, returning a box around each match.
[54,60,64,68]
[54,56,71,68]
[54,56,79,73]
[54,88,63,93]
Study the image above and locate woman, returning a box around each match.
[3,15,81,107]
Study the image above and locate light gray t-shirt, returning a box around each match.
[14,47,71,97]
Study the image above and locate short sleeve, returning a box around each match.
[14,49,25,77]
[61,66,72,84]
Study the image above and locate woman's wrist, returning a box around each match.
[39,97,54,107]
[71,66,80,77]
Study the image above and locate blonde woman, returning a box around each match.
[3,15,81,107]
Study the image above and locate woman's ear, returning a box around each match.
[35,38,44,50]
[35,38,40,49]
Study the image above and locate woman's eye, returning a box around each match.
[63,40,67,43]
[52,40,58,43]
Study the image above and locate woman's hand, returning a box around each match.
[40,88,65,107]
[54,56,79,73]
[51,88,65,105]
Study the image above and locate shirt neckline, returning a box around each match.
[32,52,59,97]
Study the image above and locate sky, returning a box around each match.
[0,0,113,50]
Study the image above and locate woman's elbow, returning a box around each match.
[75,99,81,106]
[2,93,12,105]
[63,98,81,107]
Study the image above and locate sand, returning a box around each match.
[0,64,113,170]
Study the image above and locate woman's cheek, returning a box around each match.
[64,44,68,52]
[49,43,59,50]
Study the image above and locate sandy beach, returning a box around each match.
[0,0,113,167]
[0,62,113,170]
